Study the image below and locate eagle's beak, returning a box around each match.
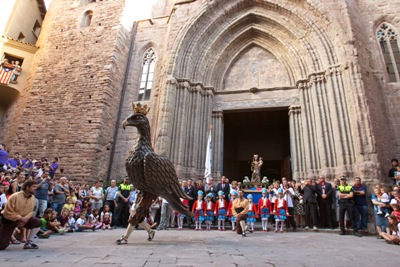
[122,119,129,130]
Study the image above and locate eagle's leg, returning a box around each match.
[128,191,157,226]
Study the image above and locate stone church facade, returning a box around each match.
[1,0,400,184]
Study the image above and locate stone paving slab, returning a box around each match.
[0,228,398,267]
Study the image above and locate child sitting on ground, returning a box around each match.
[73,201,82,219]
[48,210,66,235]
[75,212,96,232]
[59,208,69,228]
[37,208,54,238]
[88,208,102,229]
[102,212,112,230]
[100,204,112,223]
[66,210,76,232]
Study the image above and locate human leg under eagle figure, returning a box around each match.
[116,191,157,244]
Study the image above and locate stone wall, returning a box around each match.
[346,0,400,183]
[109,17,170,180]
[0,0,132,181]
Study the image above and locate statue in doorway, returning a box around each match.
[250,154,263,183]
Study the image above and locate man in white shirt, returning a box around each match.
[282,179,296,231]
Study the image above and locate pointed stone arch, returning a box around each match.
[170,0,339,87]
[157,0,375,180]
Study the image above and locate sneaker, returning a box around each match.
[304,226,309,230]
[148,231,155,241]
[116,237,127,245]
[23,241,39,249]
[242,233,246,237]
[313,226,318,231]
[279,230,283,233]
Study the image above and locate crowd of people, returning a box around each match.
[1,143,400,250]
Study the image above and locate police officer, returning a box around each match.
[113,177,132,228]
[337,176,361,237]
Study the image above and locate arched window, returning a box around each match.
[377,23,400,82]
[138,48,157,101]
[81,10,93,28]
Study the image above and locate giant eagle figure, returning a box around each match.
[122,103,192,225]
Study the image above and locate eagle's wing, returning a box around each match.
[144,152,193,217]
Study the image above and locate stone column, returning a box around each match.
[289,106,302,179]
[212,111,223,180]
[325,65,357,175]
[297,79,318,177]
[289,105,304,180]
[166,79,214,179]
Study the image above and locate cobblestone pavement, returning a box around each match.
[0,227,397,267]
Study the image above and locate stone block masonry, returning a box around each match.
[0,0,132,181]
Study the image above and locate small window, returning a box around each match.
[17,32,25,42]
[138,48,157,101]
[3,53,24,66]
[377,23,400,82]
[81,10,93,28]
[32,20,41,38]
